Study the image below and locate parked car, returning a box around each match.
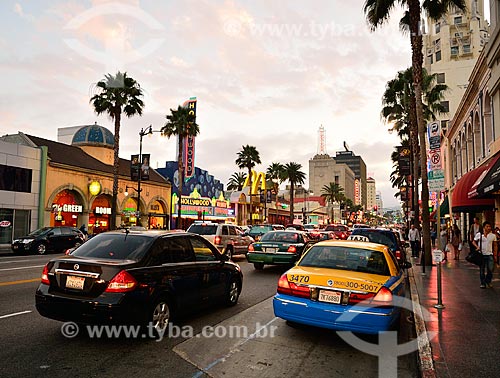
[349,228,408,266]
[11,226,86,255]
[273,239,411,334]
[246,230,314,270]
[324,224,351,240]
[35,230,242,334]
[186,222,253,258]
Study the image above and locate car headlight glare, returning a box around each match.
[23,239,34,244]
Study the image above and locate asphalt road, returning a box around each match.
[0,249,418,378]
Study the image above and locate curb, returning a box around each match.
[408,267,437,378]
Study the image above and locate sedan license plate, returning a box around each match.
[66,275,85,290]
[318,290,341,304]
[265,247,277,253]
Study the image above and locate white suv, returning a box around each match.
[186,222,254,258]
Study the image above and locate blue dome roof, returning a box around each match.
[72,124,114,148]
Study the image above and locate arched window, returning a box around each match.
[467,122,474,169]
[484,91,494,151]
[473,112,482,160]
[457,139,462,178]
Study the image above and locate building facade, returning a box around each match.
[0,139,44,245]
[1,125,172,237]
[366,177,377,211]
[309,153,355,202]
[333,151,367,209]
[423,0,489,131]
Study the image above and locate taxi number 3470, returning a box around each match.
[288,275,310,283]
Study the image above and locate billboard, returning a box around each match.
[183,97,197,180]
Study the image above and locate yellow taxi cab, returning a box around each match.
[273,239,411,334]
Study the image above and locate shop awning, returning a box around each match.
[475,153,500,197]
[430,195,449,220]
[452,164,495,213]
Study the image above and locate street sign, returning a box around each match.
[432,249,444,263]
[428,169,444,179]
[428,178,445,192]
[427,121,441,150]
[429,149,442,170]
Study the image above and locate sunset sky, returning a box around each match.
[1,0,415,207]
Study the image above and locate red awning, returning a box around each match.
[452,163,495,213]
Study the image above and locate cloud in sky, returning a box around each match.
[1,0,413,208]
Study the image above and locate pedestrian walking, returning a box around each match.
[469,217,482,252]
[439,226,448,253]
[451,224,462,260]
[431,226,437,248]
[472,221,497,289]
[408,224,421,258]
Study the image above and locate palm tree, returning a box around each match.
[364,0,465,264]
[382,67,448,227]
[227,172,247,191]
[236,145,261,224]
[161,105,199,229]
[266,162,285,194]
[321,182,345,222]
[282,162,306,223]
[90,71,144,230]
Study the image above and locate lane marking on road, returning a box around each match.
[0,265,45,272]
[0,310,32,319]
[0,278,40,286]
[0,259,37,265]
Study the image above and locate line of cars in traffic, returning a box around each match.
[28,221,411,336]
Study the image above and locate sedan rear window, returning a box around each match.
[71,234,153,261]
[299,246,390,276]
[250,226,273,234]
[261,232,299,243]
[187,224,218,235]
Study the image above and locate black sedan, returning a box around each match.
[11,226,85,255]
[35,230,243,334]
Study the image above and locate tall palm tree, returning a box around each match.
[321,182,345,222]
[236,145,261,224]
[282,162,306,223]
[364,0,465,264]
[382,67,448,227]
[161,105,199,228]
[266,162,285,194]
[227,172,247,191]
[90,71,144,230]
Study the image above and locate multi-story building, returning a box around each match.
[309,153,355,202]
[375,192,384,216]
[366,177,377,211]
[422,0,489,132]
[333,150,367,209]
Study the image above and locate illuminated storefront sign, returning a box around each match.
[52,204,83,213]
[354,179,360,206]
[94,207,111,215]
[183,97,197,180]
[173,190,230,218]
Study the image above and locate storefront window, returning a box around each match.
[0,209,14,244]
[149,200,166,229]
[90,195,111,235]
[121,197,138,227]
[52,190,82,228]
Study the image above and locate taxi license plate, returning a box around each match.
[318,290,341,304]
[265,248,277,253]
[66,275,85,290]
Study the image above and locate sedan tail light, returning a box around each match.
[395,250,402,260]
[248,243,255,252]
[277,274,310,298]
[214,236,221,245]
[41,263,50,285]
[372,287,393,306]
[105,270,137,293]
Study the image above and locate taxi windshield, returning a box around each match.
[299,246,390,276]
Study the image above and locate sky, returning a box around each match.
[0,0,415,208]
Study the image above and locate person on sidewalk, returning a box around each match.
[472,221,497,289]
[431,226,437,248]
[469,217,482,252]
[409,224,421,258]
[451,224,462,260]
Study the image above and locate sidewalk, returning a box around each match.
[410,245,500,378]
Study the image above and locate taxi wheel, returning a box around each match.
[254,262,264,270]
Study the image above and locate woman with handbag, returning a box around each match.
[472,221,497,289]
